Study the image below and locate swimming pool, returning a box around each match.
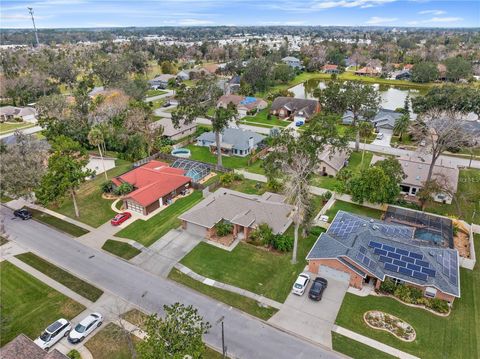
[171,148,191,158]
[415,228,444,245]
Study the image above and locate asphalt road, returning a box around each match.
[2,207,341,359]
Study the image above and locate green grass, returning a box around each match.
[335,237,480,359]
[15,252,103,302]
[0,194,13,203]
[48,159,132,227]
[425,168,480,224]
[0,122,35,134]
[27,207,89,237]
[242,108,289,128]
[168,268,278,320]
[150,98,166,109]
[0,236,8,246]
[0,261,85,346]
[180,228,321,303]
[225,178,267,195]
[146,89,167,97]
[116,191,203,246]
[102,239,141,260]
[332,332,395,359]
[84,323,140,359]
[121,309,148,330]
[325,200,383,222]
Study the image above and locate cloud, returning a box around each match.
[408,16,463,25]
[263,0,397,12]
[176,19,214,26]
[366,16,398,24]
[418,9,446,15]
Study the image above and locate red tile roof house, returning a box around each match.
[322,64,339,74]
[355,66,381,77]
[112,161,191,215]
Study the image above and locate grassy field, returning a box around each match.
[332,332,395,359]
[48,159,132,228]
[16,252,103,302]
[180,228,322,303]
[102,239,141,260]
[27,207,89,237]
[84,323,139,359]
[0,261,85,346]
[169,268,278,320]
[116,191,203,246]
[241,108,289,128]
[146,89,167,97]
[0,236,8,246]
[225,178,267,195]
[0,122,35,134]
[335,241,480,359]
[425,168,480,224]
[325,200,384,222]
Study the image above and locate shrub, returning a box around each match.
[233,172,244,181]
[309,226,324,237]
[249,223,274,245]
[159,144,173,154]
[219,172,236,185]
[67,350,81,359]
[271,234,293,252]
[379,278,396,294]
[427,298,449,313]
[322,191,333,201]
[101,180,115,194]
[215,221,233,237]
[114,182,134,196]
[409,287,424,303]
[394,285,414,303]
[266,178,283,192]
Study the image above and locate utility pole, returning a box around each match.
[216,316,227,358]
[27,7,40,47]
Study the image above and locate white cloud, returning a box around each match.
[366,16,398,24]
[263,0,397,12]
[418,10,446,15]
[176,19,214,26]
[408,16,463,25]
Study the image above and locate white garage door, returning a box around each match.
[126,201,144,214]
[185,222,207,237]
[318,265,350,283]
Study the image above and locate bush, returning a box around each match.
[219,172,235,185]
[114,182,134,196]
[249,223,274,245]
[101,180,115,194]
[266,178,283,192]
[394,285,414,303]
[271,234,293,252]
[67,350,81,359]
[427,298,450,313]
[159,144,173,154]
[215,221,233,237]
[309,226,324,237]
[379,278,396,294]
[322,191,332,201]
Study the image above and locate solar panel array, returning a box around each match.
[376,223,413,240]
[355,246,377,273]
[369,241,435,282]
[436,251,458,286]
[328,216,363,240]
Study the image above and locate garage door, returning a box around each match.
[318,265,350,283]
[126,201,144,214]
[185,222,207,237]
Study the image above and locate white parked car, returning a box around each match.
[292,273,311,295]
[34,318,71,350]
[376,132,384,140]
[68,313,103,344]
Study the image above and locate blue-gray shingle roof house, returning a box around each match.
[196,128,265,157]
[306,211,460,302]
[342,108,403,130]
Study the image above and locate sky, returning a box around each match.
[1,0,479,29]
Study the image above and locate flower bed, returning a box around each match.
[364,310,416,342]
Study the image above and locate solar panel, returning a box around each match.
[407,263,421,271]
[369,241,382,249]
[395,248,409,256]
[402,256,415,264]
[393,259,407,267]
[449,275,457,285]
[442,266,449,276]
[355,252,365,262]
[409,252,424,260]
[415,259,430,268]
[387,252,401,260]
[360,246,367,254]
[374,248,387,256]
[362,256,371,267]
[379,255,393,263]
[384,263,399,272]
[382,244,396,252]
[398,267,412,276]
[421,267,436,277]
[412,271,428,281]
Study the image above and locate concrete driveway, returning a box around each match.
[371,128,393,147]
[130,229,201,277]
[268,271,349,348]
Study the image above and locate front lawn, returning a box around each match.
[0,261,85,346]
[84,323,139,359]
[48,159,132,227]
[332,332,394,359]
[116,191,203,246]
[241,108,289,128]
[16,252,103,302]
[102,239,141,260]
[27,207,89,237]
[0,122,35,134]
[224,178,267,195]
[180,228,322,303]
[335,238,480,359]
[325,200,384,222]
[168,268,278,320]
[146,89,167,97]
[425,168,480,224]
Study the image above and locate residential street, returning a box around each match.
[2,207,341,359]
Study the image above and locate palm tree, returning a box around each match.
[88,126,108,180]
[394,113,410,142]
[358,121,373,167]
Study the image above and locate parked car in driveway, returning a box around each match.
[376,132,384,140]
[308,277,328,301]
[110,212,132,226]
[292,273,310,295]
[68,313,103,344]
[34,318,71,350]
[13,208,32,220]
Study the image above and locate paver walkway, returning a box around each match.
[332,325,420,359]
[174,263,283,310]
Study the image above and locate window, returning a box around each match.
[411,187,417,195]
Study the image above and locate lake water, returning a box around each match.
[289,79,427,111]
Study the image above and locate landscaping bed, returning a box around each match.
[364,311,416,342]
[26,207,89,237]
[0,261,85,346]
[116,191,203,246]
[102,239,141,260]
[15,252,103,302]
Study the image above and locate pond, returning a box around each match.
[289,79,428,112]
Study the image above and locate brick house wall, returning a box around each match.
[308,258,365,289]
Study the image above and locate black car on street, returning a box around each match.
[13,208,32,220]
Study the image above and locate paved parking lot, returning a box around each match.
[268,271,349,348]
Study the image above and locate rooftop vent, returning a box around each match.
[372,225,379,230]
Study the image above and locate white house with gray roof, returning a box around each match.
[281,56,302,69]
[196,128,265,157]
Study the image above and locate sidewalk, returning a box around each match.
[332,325,420,359]
[175,263,283,310]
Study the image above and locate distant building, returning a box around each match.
[149,74,175,89]
[270,97,320,123]
[196,128,264,157]
[150,118,196,141]
[355,66,381,77]
[281,56,302,69]
[322,64,339,74]
[342,108,402,130]
[217,95,267,118]
[0,106,37,123]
